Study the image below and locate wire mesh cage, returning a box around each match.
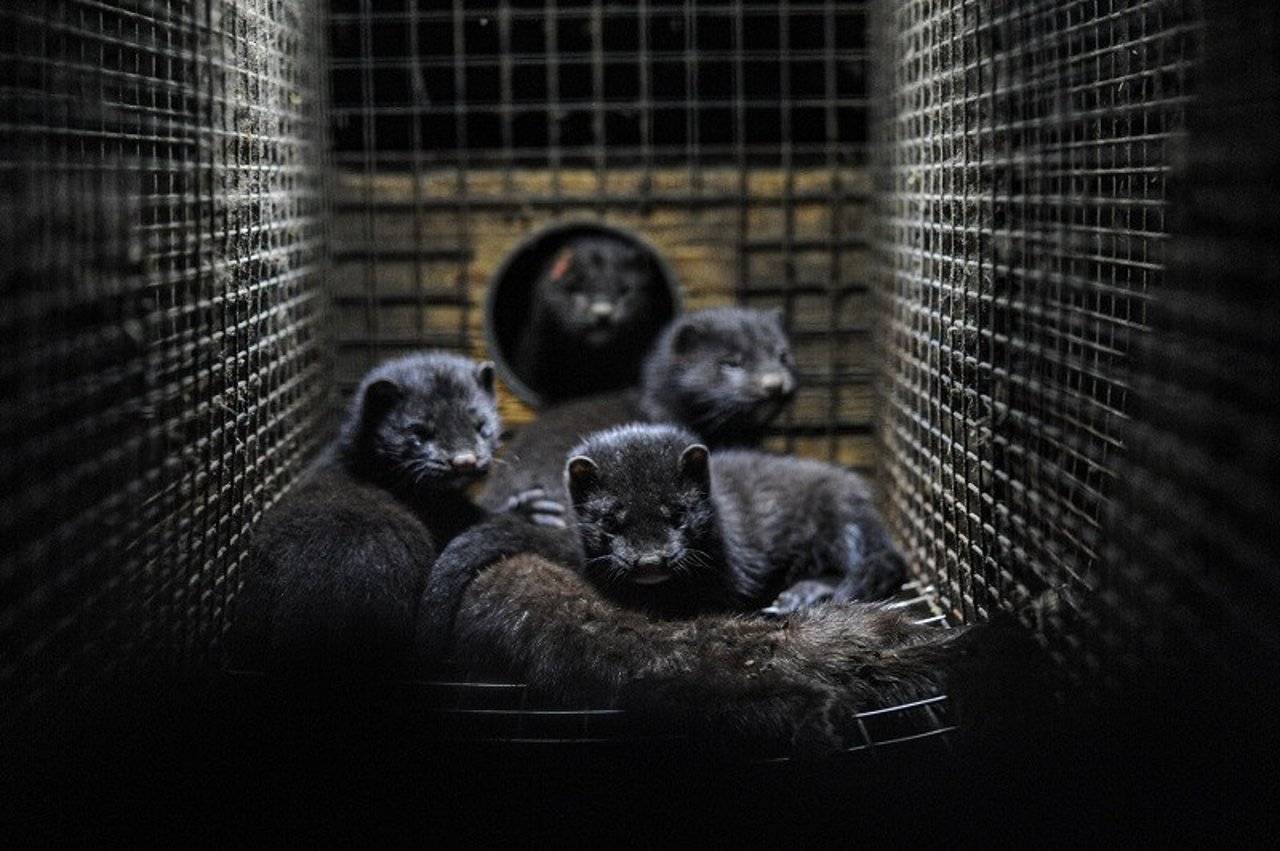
[2,0,1279,840]
[0,0,331,728]
[874,0,1202,628]
[319,0,960,771]
[327,0,880,467]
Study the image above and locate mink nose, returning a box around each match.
[590,301,615,323]
[636,554,666,570]
[450,452,479,472]
[760,372,791,396]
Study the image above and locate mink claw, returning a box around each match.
[529,499,566,516]
[504,487,569,527]
[501,486,542,512]
[765,579,838,616]
[504,486,550,511]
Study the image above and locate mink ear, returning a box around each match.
[671,322,701,354]
[566,455,600,505]
[475,361,496,395]
[548,247,575,281]
[362,378,403,421]
[678,444,711,494]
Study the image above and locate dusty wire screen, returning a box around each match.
[1096,2,1279,680]
[874,0,1201,622]
[0,0,331,726]
[328,0,877,468]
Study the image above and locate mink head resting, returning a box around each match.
[338,351,502,491]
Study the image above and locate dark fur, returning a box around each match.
[414,511,584,669]
[483,306,797,510]
[226,351,555,680]
[566,424,907,618]
[636,305,797,447]
[444,552,1043,756]
[514,234,665,402]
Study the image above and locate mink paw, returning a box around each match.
[761,579,838,616]
[503,487,567,528]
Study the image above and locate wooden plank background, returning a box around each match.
[331,165,878,470]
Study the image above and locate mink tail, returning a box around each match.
[447,553,1057,758]
[413,514,583,672]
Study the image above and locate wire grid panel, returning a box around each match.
[873,0,1202,623]
[327,0,879,469]
[1094,2,1279,681]
[0,0,332,727]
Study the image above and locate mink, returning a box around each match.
[225,351,561,680]
[634,304,798,447]
[513,234,667,402]
[565,424,907,618]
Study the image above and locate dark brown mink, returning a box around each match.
[225,350,561,681]
[416,422,905,665]
[565,424,907,618]
[512,234,667,403]
[482,305,798,511]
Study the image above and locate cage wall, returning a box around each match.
[0,0,332,727]
[2,0,1275,778]
[873,0,1203,630]
[1094,2,1279,692]
[328,0,879,469]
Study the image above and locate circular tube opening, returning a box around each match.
[483,220,682,408]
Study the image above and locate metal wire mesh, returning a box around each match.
[4,2,1276,804]
[873,0,1203,625]
[1035,8,1279,831]
[1095,2,1279,685]
[0,0,332,728]
[327,0,878,468]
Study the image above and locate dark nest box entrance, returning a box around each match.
[483,220,681,406]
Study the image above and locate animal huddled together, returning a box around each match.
[227,231,1042,755]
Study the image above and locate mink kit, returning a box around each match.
[564,424,906,618]
[225,351,561,680]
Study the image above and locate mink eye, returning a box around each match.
[719,354,744,369]
[408,423,434,443]
[778,349,793,366]
[474,419,490,435]
[600,511,624,533]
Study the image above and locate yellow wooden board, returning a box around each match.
[333,165,876,465]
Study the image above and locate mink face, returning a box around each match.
[566,425,728,614]
[533,235,655,349]
[340,352,501,493]
[638,307,798,446]
[512,234,668,402]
